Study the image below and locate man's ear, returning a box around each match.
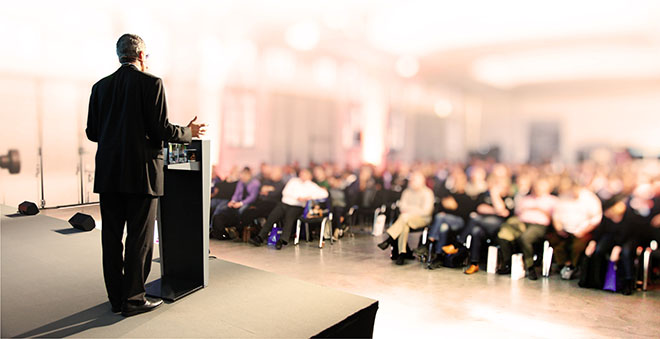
[137,51,148,71]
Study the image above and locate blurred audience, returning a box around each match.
[210,150,660,295]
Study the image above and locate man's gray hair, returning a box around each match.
[116,34,146,63]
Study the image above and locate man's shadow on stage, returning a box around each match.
[14,302,123,337]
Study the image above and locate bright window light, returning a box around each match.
[285,20,320,51]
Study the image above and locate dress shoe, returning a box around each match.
[395,256,406,265]
[497,266,511,275]
[275,239,284,250]
[121,298,163,317]
[377,238,392,250]
[442,244,458,255]
[249,235,263,247]
[226,227,239,240]
[527,267,538,280]
[464,264,479,275]
[111,304,121,313]
[621,279,634,296]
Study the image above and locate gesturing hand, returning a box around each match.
[187,116,207,138]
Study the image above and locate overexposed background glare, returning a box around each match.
[2,0,660,207]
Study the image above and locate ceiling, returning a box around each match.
[245,0,660,91]
[5,0,660,91]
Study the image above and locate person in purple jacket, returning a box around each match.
[211,167,261,240]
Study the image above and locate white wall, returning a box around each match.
[479,85,660,163]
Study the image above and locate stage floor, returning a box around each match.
[0,205,377,338]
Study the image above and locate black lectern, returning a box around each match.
[146,139,210,301]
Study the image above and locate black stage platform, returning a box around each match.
[1,205,378,338]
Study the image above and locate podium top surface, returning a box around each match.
[166,161,201,171]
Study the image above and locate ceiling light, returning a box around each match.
[434,99,453,118]
[395,55,419,78]
[285,20,320,51]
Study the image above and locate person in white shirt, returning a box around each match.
[551,178,603,279]
[250,168,328,250]
[377,171,434,265]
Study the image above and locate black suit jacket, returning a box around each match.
[86,64,191,196]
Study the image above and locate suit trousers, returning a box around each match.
[386,213,431,254]
[100,192,158,307]
[257,202,304,242]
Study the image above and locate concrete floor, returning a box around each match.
[42,205,660,338]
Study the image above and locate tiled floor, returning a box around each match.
[43,205,660,338]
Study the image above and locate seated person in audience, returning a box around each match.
[497,176,558,279]
[465,165,488,199]
[375,164,408,223]
[512,170,534,203]
[550,178,602,280]
[328,175,349,239]
[345,166,379,225]
[211,167,260,240]
[381,163,397,191]
[579,194,635,293]
[377,171,434,265]
[241,166,286,225]
[210,165,224,214]
[461,175,514,274]
[417,169,475,260]
[281,164,297,183]
[616,182,660,292]
[249,168,328,250]
[210,166,239,227]
[389,163,409,197]
[228,167,261,214]
[256,162,271,182]
[346,166,378,210]
[313,166,330,190]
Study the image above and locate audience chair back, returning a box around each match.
[294,199,332,248]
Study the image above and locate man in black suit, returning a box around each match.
[86,34,206,317]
